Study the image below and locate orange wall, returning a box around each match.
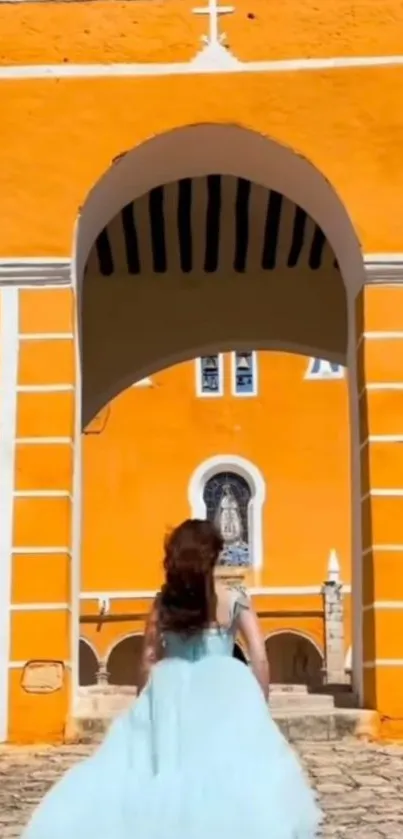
[1,68,403,256]
[0,0,402,65]
[79,350,351,661]
[82,352,351,592]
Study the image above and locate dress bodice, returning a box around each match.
[163,627,236,661]
[162,586,248,661]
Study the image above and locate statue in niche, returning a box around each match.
[215,483,250,567]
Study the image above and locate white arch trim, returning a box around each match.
[105,631,144,664]
[188,454,266,570]
[265,629,324,660]
[72,124,366,299]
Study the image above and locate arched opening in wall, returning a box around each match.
[72,123,366,706]
[233,642,248,665]
[265,632,324,690]
[107,635,144,688]
[79,639,98,686]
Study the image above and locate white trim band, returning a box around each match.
[363,544,403,555]
[0,259,71,287]
[363,601,403,612]
[13,490,71,499]
[15,437,73,445]
[79,584,351,600]
[12,546,71,555]
[1,55,403,81]
[17,384,74,393]
[10,602,70,612]
[363,659,403,668]
[19,333,74,341]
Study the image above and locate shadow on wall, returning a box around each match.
[107,635,144,687]
[79,639,98,686]
[265,632,323,690]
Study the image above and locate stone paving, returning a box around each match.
[0,740,402,838]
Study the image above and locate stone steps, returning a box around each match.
[73,683,365,745]
[72,708,373,745]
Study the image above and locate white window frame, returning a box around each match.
[304,357,345,380]
[231,351,258,397]
[188,454,266,569]
[196,354,224,397]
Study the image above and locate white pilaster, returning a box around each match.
[0,287,19,741]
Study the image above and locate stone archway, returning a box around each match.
[265,632,324,690]
[70,123,366,714]
[106,635,144,688]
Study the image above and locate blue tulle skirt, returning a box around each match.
[22,656,322,838]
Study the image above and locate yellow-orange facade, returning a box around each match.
[0,0,403,744]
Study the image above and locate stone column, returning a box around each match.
[96,660,109,687]
[322,550,346,685]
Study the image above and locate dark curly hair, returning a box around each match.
[159,519,223,635]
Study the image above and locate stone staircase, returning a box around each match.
[73,683,371,744]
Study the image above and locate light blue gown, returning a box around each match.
[22,593,322,839]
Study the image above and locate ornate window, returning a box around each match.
[196,354,223,396]
[232,351,257,395]
[188,455,266,569]
[305,357,345,380]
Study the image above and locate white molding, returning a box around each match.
[363,544,403,556]
[364,256,403,284]
[363,601,403,612]
[360,434,403,449]
[2,55,403,81]
[362,383,403,393]
[19,333,74,341]
[196,354,224,397]
[17,384,74,393]
[70,297,82,711]
[12,546,71,555]
[0,287,19,742]
[79,584,351,600]
[13,490,71,499]
[188,453,266,569]
[361,331,403,340]
[10,602,69,611]
[363,659,403,668]
[0,258,71,287]
[362,489,403,499]
[132,377,153,388]
[15,436,73,445]
[231,351,258,397]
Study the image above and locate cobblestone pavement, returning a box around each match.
[1,740,402,838]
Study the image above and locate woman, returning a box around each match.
[23,519,322,839]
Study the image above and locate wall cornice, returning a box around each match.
[0,255,403,286]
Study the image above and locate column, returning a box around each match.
[8,283,75,742]
[358,283,403,739]
[0,287,19,743]
[322,550,346,685]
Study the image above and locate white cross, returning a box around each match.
[193,0,234,46]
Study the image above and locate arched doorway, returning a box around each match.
[78,639,98,687]
[107,635,144,687]
[265,632,323,690]
[71,124,365,708]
